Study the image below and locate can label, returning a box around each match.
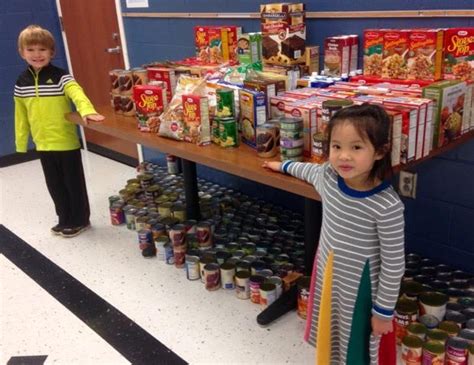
[216,88,235,118]
[196,223,212,249]
[236,279,250,299]
[173,245,186,268]
[297,287,310,319]
[260,289,276,308]
[186,257,200,280]
[166,154,179,174]
[250,282,261,304]
[401,343,422,364]
[446,345,468,365]
[395,310,418,346]
[110,204,124,225]
[138,229,153,250]
[165,244,175,265]
[422,349,445,364]
[219,118,239,148]
[211,118,220,144]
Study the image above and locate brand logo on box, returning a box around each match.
[291,109,302,117]
[410,33,427,41]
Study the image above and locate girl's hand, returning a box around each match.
[83,113,105,125]
[262,161,282,172]
[371,315,393,337]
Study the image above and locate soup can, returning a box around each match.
[204,263,220,291]
[196,222,212,249]
[407,322,427,340]
[199,255,216,283]
[137,229,153,251]
[155,236,169,262]
[256,123,278,158]
[427,329,449,345]
[265,276,283,298]
[419,291,448,321]
[440,320,462,337]
[297,276,311,319]
[164,243,174,265]
[216,88,235,118]
[445,336,469,365]
[235,270,251,299]
[395,298,419,345]
[185,255,200,281]
[173,244,186,268]
[422,340,445,364]
[220,262,236,290]
[249,275,265,304]
[169,224,186,247]
[401,335,423,365]
[259,283,277,309]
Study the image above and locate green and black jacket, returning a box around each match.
[14,63,96,152]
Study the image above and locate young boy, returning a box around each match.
[14,25,104,238]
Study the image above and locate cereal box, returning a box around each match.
[422,80,467,148]
[407,29,444,81]
[443,28,474,81]
[324,36,351,77]
[147,67,176,104]
[382,30,410,79]
[239,89,267,147]
[133,85,167,133]
[260,3,306,66]
[363,29,385,77]
[194,26,241,65]
[237,32,262,65]
[182,94,211,145]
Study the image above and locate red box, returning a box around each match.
[443,28,474,81]
[182,94,211,145]
[147,67,176,103]
[363,29,385,77]
[324,36,351,77]
[382,30,410,79]
[407,29,444,81]
[133,85,167,132]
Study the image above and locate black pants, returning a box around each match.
[38,149,90,228]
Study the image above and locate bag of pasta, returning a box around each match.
[158,75,207,140]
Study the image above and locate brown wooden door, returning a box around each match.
[58,0,138,160]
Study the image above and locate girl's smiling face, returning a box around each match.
[20,44,53,71]
[329,120,384,190]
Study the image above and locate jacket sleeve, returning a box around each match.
[64,80,97,117]
[372,200,405,320]
[281,160,327,193]
[14,96,30,153]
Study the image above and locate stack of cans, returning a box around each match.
[279,117,304,162]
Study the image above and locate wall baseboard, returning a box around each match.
[0,150,39,168]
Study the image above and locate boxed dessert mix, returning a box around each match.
[260,3,306,66]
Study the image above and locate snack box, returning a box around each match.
[381,30,410,80]
[147,67,177,103]
[133,85,167,133]
[239,89,267,147]
[260,3,306,66]
[422,80,467,148]
[363,29,385,77]
[182,94,211,146]
[442,28,474,81]
[194,25,241,64]
[407,29,444,81]
[237,32,262,65]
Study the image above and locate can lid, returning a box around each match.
[402,334,423,348]
[446,336,469,350]
[423,340,445,353]
[260,283,276,292]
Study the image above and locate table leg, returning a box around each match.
[181,159,200,221]
[256,198,322,325]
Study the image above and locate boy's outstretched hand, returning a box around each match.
[83,113,105,125]
[262,161,282,172]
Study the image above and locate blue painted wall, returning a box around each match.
[0,0,67,157]
[121,0,474,271]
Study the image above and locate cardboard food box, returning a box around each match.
[243,79,277,118]
[239,89,267,147]
[133,85,167,133]
[284,100,318,157]
[348,35,359,72]
[237,32,262,65]
[384,108,403,167]
[194,25,241,64]
[324,36,351,77]
[407,29,444,81]
[182,94,211,145]
[465,81,474,132]
[382,30,410,80]
[305,45,320,74]
[443,28,474,81]
[422,80,467,148]
[269,94,302,118]
[363,29,385,77]
[260,3,306,66]
[147,67,177,104]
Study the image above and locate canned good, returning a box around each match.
[110,202,125,225]
[220,262,236,290]
[419,314,440,330]
[459,329,474,344]
[280,146,303,159]
[427,329,449,345]
[204,263,220,291]
[211,117,220,144]
[407,322,428,340]
[235,270,251,299]
[185,255,200,280]
[216,88,235,118]
[446,311,467,328]
[422,340,445,364]
[249,275,265,304]
[199,255,216,283]
[445,336,469,365]
[419,291,448,321]
[151,223,166,240]
[171,203,186,222]
[401,335,423,365]
[125,207,137,230]
[279,117,303,131]
[440,321,462,337]
[166,154,180,175]
[196,222,212,249]
[155,236,169,261]
[173,244,186,268]
[265,276,283,298]
[297,276,311,319]
[256,123,278,158]
[469,344,474,365]
[280,137,304,148]
[108,195,121,207]
[219,118,239,148]
[395,298,419,345]
[259,283,277,309]
[169,224,186,246]
[164,243,174,265]
[158,202,173,218]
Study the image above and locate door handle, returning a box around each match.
[105,46,121,54]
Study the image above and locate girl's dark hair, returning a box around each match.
[324,103,392,181]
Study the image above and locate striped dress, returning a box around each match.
[281,161,405,365]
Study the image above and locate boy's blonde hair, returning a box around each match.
[18,25,56,55]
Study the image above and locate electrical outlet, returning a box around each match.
[399,171,417,199]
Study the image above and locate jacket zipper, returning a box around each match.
[28,67,40,97]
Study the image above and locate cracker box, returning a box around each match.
[239,89,267,147]
[260,3,306,66]
[363,29,385,77]
[382,30,410,80]
[133,85,167,133]
[237,32,262,65]
[324,36,351,77]
[147,67,177,104]
[443,28,474,81]
[407,29,444,81]
[422,80,467,148]
[182,94,211,145]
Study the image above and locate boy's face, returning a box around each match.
[20,44,53,71]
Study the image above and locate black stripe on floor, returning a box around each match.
[0,225,187,365]
[7,355,47,365]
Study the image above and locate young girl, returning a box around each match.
[264,104,405,365]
